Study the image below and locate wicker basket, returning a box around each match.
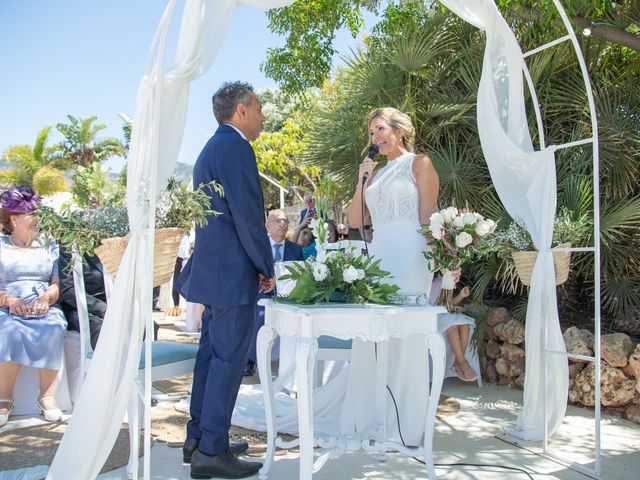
[94,227,183,287]
[511,242,571,287]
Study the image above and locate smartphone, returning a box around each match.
[307,208,317,217]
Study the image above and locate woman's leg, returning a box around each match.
[446,326,477,381]
[446,326,466,366]
[38,368,60,409]
[458,324,471,356]
[0,362,21,413]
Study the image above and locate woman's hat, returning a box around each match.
[0,186,41,213]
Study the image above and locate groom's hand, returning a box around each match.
[258,274,276,293]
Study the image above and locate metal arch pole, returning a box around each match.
[521,60,546,150]
[550,1,601,476]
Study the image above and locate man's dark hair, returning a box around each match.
[211,81,255,124]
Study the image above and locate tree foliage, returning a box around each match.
[0,126,68,195]
[264,0,639,95]
[253,88,322,210]
[297,2,640,320]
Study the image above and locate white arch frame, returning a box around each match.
[45,1,603,479]
[524,2,601,477]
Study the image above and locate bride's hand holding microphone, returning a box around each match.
[359,144,380,186]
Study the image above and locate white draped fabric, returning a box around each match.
[440,0,568,440]
[47,1,294,479]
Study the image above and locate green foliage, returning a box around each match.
[0,126,68,195]
[277,249,399,304]
[37,179,223,259]
[32,166,67,195]
[156,178,223,231]
[263,0,379,93]
[56,115,124,167]
[70,163,120,208]
[252,91,321,208]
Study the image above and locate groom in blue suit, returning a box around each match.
[183,82,275,479]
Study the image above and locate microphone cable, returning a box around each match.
[360,143,378,257]
[385,374,536,479]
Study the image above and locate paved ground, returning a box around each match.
[95,379,638,480]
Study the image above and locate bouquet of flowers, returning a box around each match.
[277,243,399,304]
[420,206,496,307]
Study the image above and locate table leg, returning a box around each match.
[375,341,389,448]
[257,325,277,480]
[296,336,318,479]
[424,332,446,480]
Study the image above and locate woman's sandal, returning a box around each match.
[38,395,63,422]
[0,399,14,427]
[454,361,478,382]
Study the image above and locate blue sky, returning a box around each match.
[0,0,375,172]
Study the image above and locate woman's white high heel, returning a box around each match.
[0,399,14,427]
[38,395,63,422]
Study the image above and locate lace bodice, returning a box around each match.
[365,153,419,227]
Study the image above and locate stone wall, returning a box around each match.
[478,307,640,424]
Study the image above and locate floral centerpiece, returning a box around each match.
[420,206,496,308]
[277,177,399,304]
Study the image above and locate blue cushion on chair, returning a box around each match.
[139,341,199,369]
[317,335,352,350]
[86,341,199,369]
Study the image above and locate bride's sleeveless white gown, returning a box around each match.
[339,152,434,445]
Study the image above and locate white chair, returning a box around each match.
[71,253,198,477]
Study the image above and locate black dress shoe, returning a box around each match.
[183,439,249,463]
[229,441,249,456]
[190,449,262,479]
[183,438,199,463]
[243,361,256,377]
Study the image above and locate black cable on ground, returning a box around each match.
[386,375,535,480]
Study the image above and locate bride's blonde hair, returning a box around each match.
[368,107,416,153]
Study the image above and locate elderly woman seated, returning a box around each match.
[0,186,66,426]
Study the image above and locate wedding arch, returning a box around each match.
[46,0,601,479]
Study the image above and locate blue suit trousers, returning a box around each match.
[187,303,256,455]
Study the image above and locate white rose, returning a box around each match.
[441,209,453,223]
[462,213,477,225]
[473,212,484,222]
[452,216,465,228]
[343,265,359,283]
[312,262,329,281]
[475,220,492,236]
[486,219,497,233]
[356,269,365,280]
[429,212,444,226]
[429,224,443,240]
[456,231,473,248]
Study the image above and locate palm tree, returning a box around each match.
[0,126,68,195]
[56,115,124,167]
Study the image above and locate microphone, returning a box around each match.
[361,144,379,184]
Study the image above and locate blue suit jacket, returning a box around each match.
[186,124,274,306]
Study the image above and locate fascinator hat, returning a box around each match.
[0,186,42,213]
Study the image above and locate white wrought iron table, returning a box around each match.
[256,300,446,479]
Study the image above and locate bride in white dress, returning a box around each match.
[346,107,477,445]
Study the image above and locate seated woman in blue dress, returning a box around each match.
[0,186,66,426]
